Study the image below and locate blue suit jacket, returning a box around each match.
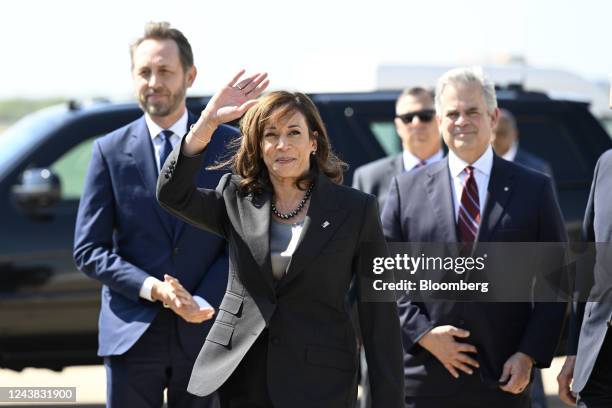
[568,149,612,392]
[73,112,239,357]
[381,154,567,397]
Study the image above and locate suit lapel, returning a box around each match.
[391,153,404,175]
[125,117,174,240]
[477,155,515,242]
[277,174,348,291]
[235,188,276,293]
[425,158,459,242]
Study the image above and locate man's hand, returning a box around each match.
[151,275,215,323]
[557,355,577,406]
[418,325,479,378]
[499,352,534,394]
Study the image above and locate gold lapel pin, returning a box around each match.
[322,221,330,228]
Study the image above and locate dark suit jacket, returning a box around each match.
[568,149,612,393]
[352,153,403,210]
[73,112,238,358]
[514,148,554,178]
[156,142,405,408]
[381,154,567,397]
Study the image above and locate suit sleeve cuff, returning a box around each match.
[139,276,162,302]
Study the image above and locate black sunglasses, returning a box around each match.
[396,109,436,124]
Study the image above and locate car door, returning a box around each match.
[0,105,140,368]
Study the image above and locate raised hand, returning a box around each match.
[417,325,479,378]
[183,70,269,155]
[202,70,269,127]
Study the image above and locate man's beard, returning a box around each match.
[140,85,186,118]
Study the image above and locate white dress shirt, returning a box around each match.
[402,149,444,172]
[501,141,519,162]
[145,110,187,171]
[448,145,494,223]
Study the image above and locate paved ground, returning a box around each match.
[0,358,570,407]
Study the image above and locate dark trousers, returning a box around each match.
[218,329,274,408]
[104,308,218,408]
[578,331,612,408]
[404,369,530,408]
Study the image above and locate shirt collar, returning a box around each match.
[145,109,188,141]
[448,144,494,178]
[402,149,444,171]
[501,141,519,162]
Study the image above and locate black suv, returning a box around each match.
[0,89,610,370]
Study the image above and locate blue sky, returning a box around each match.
[2,0,609,99]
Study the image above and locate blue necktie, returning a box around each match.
[157,130,177,238]
[159,130,174,171]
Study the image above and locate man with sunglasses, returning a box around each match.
[352,87,443,210]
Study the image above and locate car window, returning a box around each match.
[50,138,96,200]
[368,121,402,156]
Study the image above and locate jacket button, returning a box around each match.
[170,160,176,165]
[164,174,170,179]
[607,319,612,328]
[271,336,280,345]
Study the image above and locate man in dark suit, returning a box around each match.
[493,108,553,408]
[382,66,567,408]
[352,87,443,210]
[557,149,612,407]
[492,109,553,177]
[73,22,238,407]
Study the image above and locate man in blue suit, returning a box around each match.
[382,67,567,407]
[73,22,238,407]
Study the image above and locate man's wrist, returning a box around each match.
[140,277,162,302]
[518,352,535,366]
[150,280,164,302]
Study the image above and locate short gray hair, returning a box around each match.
[434,66,497,114]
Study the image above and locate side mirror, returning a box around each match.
[11,168,62,220]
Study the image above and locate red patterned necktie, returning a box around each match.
[457,166,480,243]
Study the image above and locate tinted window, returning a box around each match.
[369,121,402,156]
[50,137,96,200]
